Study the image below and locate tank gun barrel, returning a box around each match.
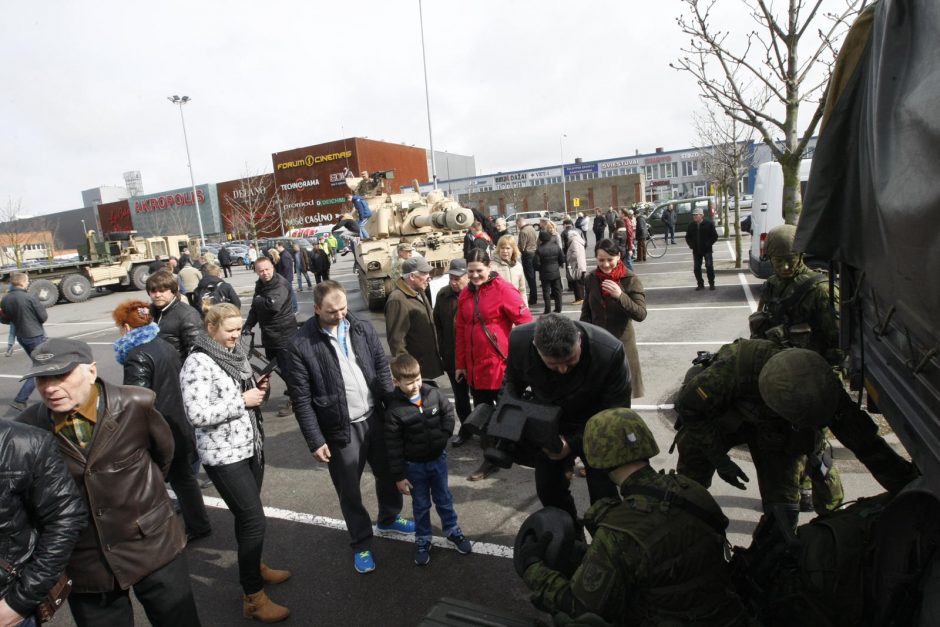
[409,207,474,231]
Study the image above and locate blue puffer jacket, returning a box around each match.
[286,312,393,451]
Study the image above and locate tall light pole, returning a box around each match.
[418,0,437,187]
[167,95,206,245]
[560,134,568,216]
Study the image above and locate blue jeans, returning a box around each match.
[205,454,266,595]
[358,219,370,240]
[406,452,459,542]
[15,335,46,403]
[18,615,37,627]
[665,223,675,242]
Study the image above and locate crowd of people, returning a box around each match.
[0,200,919,626]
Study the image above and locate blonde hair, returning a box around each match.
[10,272,28,287]
[202,263,222,277]
[204,303,242,331]
[495,235,520,264]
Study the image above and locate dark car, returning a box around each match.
[646,196,717,233]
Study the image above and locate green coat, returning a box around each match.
[384,278,444,379]
[523,466,749,626]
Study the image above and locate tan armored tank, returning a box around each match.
[348,178,473,310]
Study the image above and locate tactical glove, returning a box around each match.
[715,457,750,490]
[514,531,553,577]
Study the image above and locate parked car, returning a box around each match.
[646,196,717,233]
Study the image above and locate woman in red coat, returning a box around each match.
[456,249,532,480]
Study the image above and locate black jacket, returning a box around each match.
[192,275,241,314]
[308,248,331,274]
[0,421,86,618]
[286,312,393,451]
[685,220,719,255]
[533,233,565,281]
[432,283,460,371]
[384,382,455,479]
[0,287,47,339]
[276,249,294,282]
[504,321,632,447]
[150,296,202,361]
[123,336,197,465]
[217,247,232,267]
[245,273,296,350]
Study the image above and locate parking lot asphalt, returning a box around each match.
[1,230,889,626]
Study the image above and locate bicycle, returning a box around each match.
[644,226,667,259]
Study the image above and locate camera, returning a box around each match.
[464,393,563,469]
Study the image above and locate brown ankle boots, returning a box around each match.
[243,590,290,623]
[260,563,291,584]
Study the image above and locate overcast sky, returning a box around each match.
[2,0,831,215]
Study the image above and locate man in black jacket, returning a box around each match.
[0,420,86,626]
[503,314,632,526]
[191,263,241,316]
[244,256,297,417]
[685,207,719,290]
[1,273,48,411]
[286,281,412,575]
[146,270,202,362]
[216,245,233,278]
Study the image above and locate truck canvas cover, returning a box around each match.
[797,0,940,351]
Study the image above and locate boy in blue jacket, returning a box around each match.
[385,354,473,565]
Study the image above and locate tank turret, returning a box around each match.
[346,179,474,310]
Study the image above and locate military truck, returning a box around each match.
[349,178,473,310]
[796,2,940,623]
[0,230,189,307]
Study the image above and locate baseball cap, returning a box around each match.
[397,241,413,252]
[692,207,704,216]
[21,338,95,380]
[402,256,433,275]
[447,258,468,277]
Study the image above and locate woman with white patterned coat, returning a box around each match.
[180,303,290,623]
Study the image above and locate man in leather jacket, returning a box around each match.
[0,421,86,627]
[503,314,632,526]
[16,338,201,627]
[146,270,202,361]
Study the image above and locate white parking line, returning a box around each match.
[739,272,759,313]
[198,495,515,559]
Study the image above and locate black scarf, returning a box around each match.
[192,333,254,385]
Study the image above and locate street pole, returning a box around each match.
[418,0,437,188]
[560,134,568,217]
[167,95,206,246]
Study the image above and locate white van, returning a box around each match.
[748,159,813,278]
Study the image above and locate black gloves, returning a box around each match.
[715,456,750,490]
[514,531,553,577]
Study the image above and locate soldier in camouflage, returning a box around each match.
[750,224,844,511]
[750,224,842,366]
[674,339,917,532]
[519,408,751,626]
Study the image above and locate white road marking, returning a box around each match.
[198,495,515,559]
[739,272,759,313]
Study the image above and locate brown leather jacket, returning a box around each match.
[18,380,185,592]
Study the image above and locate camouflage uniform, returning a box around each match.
[520,409,750,626]
[750,225,844,509]
[675,340,916,525]
[750,225,842,366]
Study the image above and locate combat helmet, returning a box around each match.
[583,408,659,470]
[765,224,799,258]
[758,348,843,427]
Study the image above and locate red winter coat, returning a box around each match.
[456,273,532,391]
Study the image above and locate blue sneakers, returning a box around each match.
[414,540,431,566]
[376,516,415,535]
[446,531,472,555]
[353,550,375,574]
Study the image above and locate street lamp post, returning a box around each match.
[167,95,206,246]
[560,134,568,216]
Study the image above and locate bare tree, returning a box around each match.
[223,172,282,248]
[693,104,755,268]
[674,0,862,224]
[0,198,54,267]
